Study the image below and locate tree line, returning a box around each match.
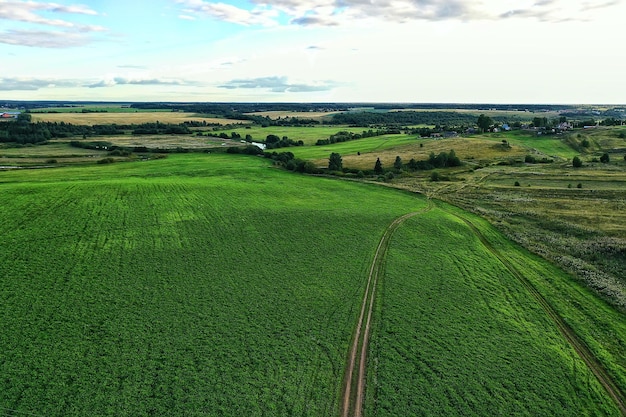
[0,116,200,144]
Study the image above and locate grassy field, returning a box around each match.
[0,154,429,416]
[3,111,626,416]
[367,205,621,416]
[1,153,625,416]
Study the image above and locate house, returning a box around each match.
[1,112,20,119]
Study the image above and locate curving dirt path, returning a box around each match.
[341,203,433,417]
[445,207,626,417]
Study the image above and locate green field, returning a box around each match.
[368,205,622,416]
[2,109,626,416]
[1,153,625,416]
[0,154,428,416]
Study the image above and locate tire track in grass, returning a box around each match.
[341,201,433,417]
[443,205,626,417]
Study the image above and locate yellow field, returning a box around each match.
[30,112,249,125]
[244,110,340,120]
[336,137,529,170]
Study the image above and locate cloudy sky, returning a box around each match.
[1,0,625,103]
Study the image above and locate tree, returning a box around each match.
[374,157,383,174]
[600,153,610,163]
[572,156,583,168]
[393,155,403,171]
[477,114,493,133]
[328,152,343,171]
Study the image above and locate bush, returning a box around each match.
[97,157,115,164]
[600,153,610,163]
[572,156,583,168]
[514,181,521,187]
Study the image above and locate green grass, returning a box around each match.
[0,154,427,416]
[1,153,624,416]
[289,134,420,160]
[208,126,380,146]
[367,205,621,416]
[475,130,580,159]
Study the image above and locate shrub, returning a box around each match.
[514,181,521,187]
[600,153,610,163]
[572,156,583,168]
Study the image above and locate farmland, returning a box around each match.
[1,104,626,416]
[30,111,248,126]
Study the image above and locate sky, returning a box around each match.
[1,0,625,104]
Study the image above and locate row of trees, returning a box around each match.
[315,129,395,146]
[328,150,461,174]
[0,116,201,144]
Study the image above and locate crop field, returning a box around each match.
[0,143,110,166]
[2,153,625,416]
[30,112,247,126]
[244,110,341,120]
[367,205,623,416]
[70,134,245,151]
[0,154,431,416]
[2,110,626,416]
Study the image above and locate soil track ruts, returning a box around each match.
[444,206,626,417]
[340,202,433,417]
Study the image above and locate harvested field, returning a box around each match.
[30,112,248,126]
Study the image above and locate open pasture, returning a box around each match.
[30,111,246,126]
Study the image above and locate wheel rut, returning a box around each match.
[444,207,626,417]
[340,202,433,417]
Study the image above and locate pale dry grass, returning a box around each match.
[244,111,340,120]
[31,112,248,125]
[339,137,529,170]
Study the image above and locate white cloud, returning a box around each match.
[0,29,96,47]
[0,1,106,48]
[0,1,103,29]
[87,76,191,88]
[219,76,339,93]
[0,76,80,91]
[176,0,278,26]
[175,0,623,26]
